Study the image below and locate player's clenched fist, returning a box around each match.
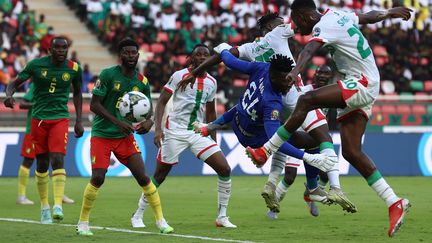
[3,96,15,108]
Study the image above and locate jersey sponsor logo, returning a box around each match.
[270,110,279,120]
[418,134,432,176]
[312,27,321,37]
[114,81,121,91]
[41,69,48,78]
[75,132,147,177]
[62,72,70,81]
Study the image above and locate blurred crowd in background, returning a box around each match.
[1,0,431,109]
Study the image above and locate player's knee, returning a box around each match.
[341,147,361,162]
[217,164,231,177]
[284,167,297,185]
[91,174,105,187]
[298,93,314,108]
[153,174,166,185]
[50,153,65,169]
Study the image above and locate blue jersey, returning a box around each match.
[219,50,304,160]
[220,50,282,148]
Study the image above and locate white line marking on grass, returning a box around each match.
[0,218,257,243]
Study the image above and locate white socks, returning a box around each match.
[321,148,340,189]
[133,192,148,218]
[264,134,285,154]
[268,152,286,185]
[217,178,231,218]
[275,180,289,202]
[370,178,399,207]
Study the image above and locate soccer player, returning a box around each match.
[16,83,75,205]
[246,0,412,237]
[4,36,84,224]
[131,44,237,229]
[76,38,173,236]
[178,12,354,215]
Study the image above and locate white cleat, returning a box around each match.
[266,210,278,220]
[16,196,34,205]
[131,213,145,228]
[62,195,75,204]
[215,216,237,228]
[76,221,94,236]
[303,153,336,172]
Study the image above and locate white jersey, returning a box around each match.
[309,9,380,92]
[163,68,217,130]
[237,23,296,63]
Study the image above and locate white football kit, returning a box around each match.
[159,68,221,164]
[309,9,380,120]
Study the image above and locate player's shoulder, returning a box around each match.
[66,59,81,72]
[137,72,149,85]
[205,72,217,85]
[26,55,49,67]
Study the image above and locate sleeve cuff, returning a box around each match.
[163,86,173,93]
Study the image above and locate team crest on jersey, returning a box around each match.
[271,110,279,120]
[312,27,321,37]
[132,86,139,91]
[41,69,48,78]
[114,81,121,91]
[62,72,70,81]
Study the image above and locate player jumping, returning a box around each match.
[246,0,412,237]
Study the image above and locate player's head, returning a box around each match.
[313,64,333,88]
[118,38,139,69]
[290,0,320,35]
[189,44,210,68]
[257,12,284,35]
[269,54,295,94]
[50,36,69,63]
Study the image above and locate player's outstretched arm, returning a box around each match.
[153,89,172,148]
[90,95,134,136]
[19,100,32,110]
[357,7,412,24]
[4,77,27,108]
[286,41,323,91]
[178,47,240,91]
[220,49,255,74]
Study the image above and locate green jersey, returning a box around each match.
[23,83,35,134]
[91,65,151,138]
[17,56,82,120]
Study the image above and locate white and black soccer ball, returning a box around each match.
[119,91,151,123]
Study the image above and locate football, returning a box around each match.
[118,91,151,123]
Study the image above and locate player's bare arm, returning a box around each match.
[4,77,27,108]
[287,41,323,90]
[19,100,32,110]
[90,94,134,136]
[72,78,84,138]
[358,7,412,25]
[153,89,172,147]
[177,48,240,91]
[205,100,217,141]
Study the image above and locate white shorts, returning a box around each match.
[282,86,328,133]
[157,129,221,165]
[336,75,378,121]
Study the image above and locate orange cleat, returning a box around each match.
[388,198,411,237]
[245,146,270,168]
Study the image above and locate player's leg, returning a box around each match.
[262,151,286,214]
[267,165,298,219]
[308,124,357,212]
[31,118,52,224]
[17,157,34,205]
[202,151,237,228]
[77,136,111,236]
[318,171,329,189]
[122,135,173,233]
[340,113,410,236]
[48,118,69,222]
[250,84,344,165]
[17,133,35,205]
[131,132,183,229]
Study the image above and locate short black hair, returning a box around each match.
[191,43,209,54]
[257,12,282,31]
[118,38,139,52]
[51,36,68,45]
[291,0,317,11]
[269,54,295,73]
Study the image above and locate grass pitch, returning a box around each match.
[0,176,430,243]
